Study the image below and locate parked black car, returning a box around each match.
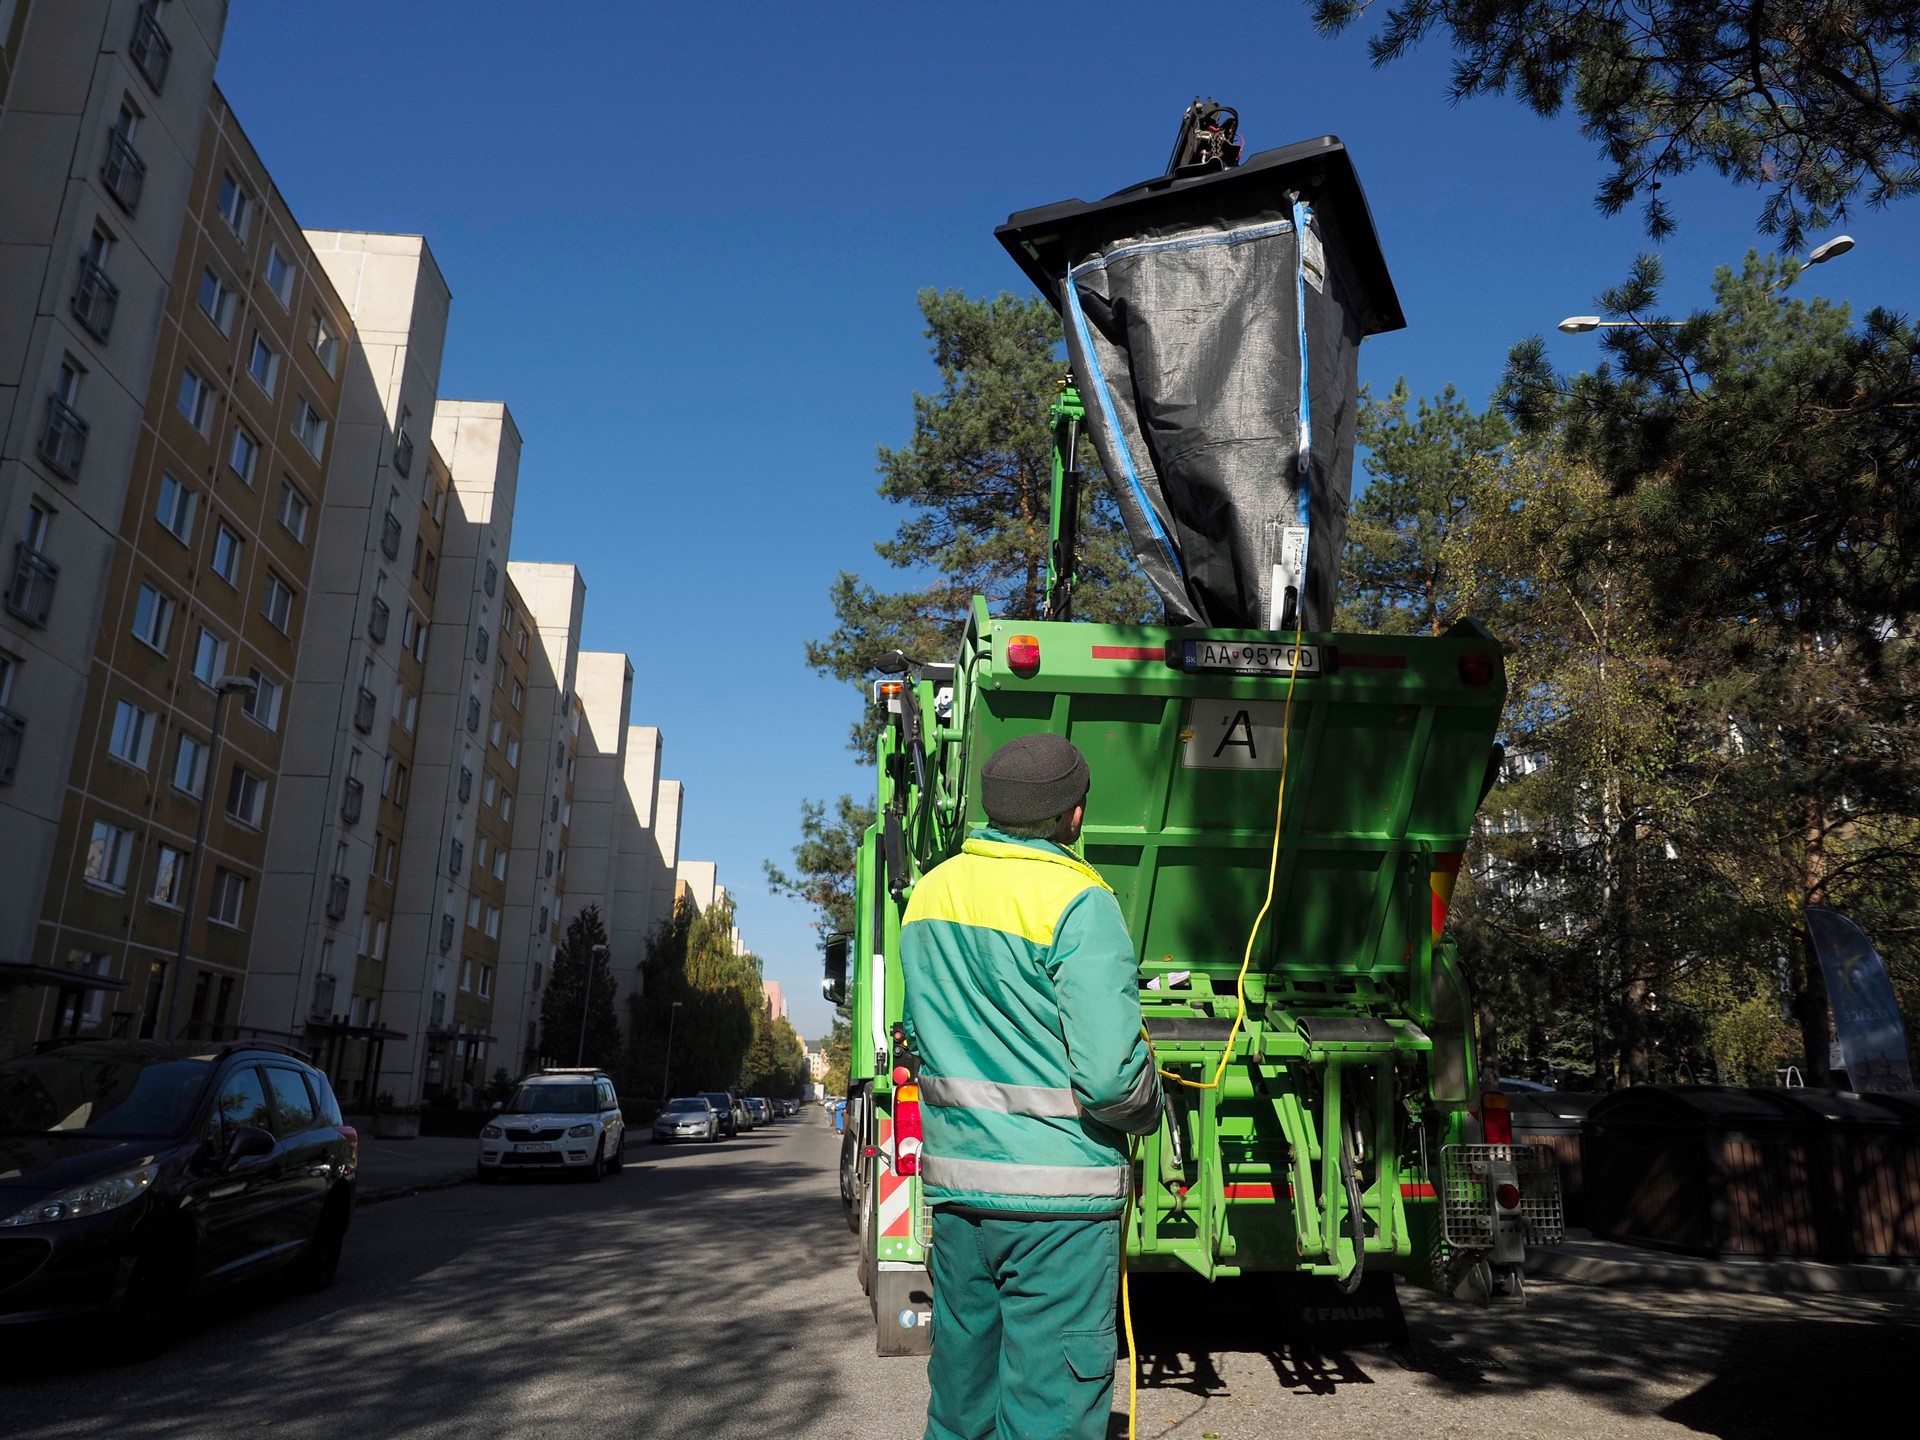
[0,1039,357,1349]
[698,1090,744,1137]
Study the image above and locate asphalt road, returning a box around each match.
[4,1116,1916,1439]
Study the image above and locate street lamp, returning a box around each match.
[660,1000,684,1105]
[1558,235,1855,334]
[163,674,256,1041]
[575,942,609,1066]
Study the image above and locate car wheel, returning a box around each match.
[111,1229,191,1357]
[607,1133,626,1174]
[293,1190,351,1292]
[584,1134,606,1182]
[705,1123,718,1143]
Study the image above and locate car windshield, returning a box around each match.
[509,1084,598,1114]
[666,1099,708,1113]
[0,1044,214,1138]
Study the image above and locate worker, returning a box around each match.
[901,732,1163,1440]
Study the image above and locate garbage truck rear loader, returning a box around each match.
[826,125,1561,1358]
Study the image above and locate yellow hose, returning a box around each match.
[1158,631,1303,1092]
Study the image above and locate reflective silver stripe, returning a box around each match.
[921,1153,1132,1199]
[1084,1062,1163,1133]
[920,1075,1081,1119]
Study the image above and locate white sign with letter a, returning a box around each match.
[1181,699,1292,771]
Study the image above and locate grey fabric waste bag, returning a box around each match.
[999,138,1403,632]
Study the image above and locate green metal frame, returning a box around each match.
[846,388,1502,1287]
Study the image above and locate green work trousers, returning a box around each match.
[924,1208,1121,1440]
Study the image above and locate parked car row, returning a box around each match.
[653,1091,801,1143]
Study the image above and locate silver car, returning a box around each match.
[652,1096,719,1143]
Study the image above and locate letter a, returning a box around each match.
[1214,709,1258,760]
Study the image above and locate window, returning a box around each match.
[422,552,437,593]
[241,667,281,730]
[482,774,496,807]
[293,397,326,458]
[176,366,212,434]
[84,820,133,891]
[466,694,480,732]
[476,627,489,664]
[72,225,118,340]
[152,844,187,908]
[197,267,236,333]
[459,958,473,992]
[131,582,173,652]
[411,609,429,662]
[484,906,500,940]
[489,713,502,747]
[247,334,279,395]
[493,653,506,689]
[511,679,524,712]
[225,764,265,827]
[277,480,310,542]
[518,628,530,658]
[390,761,409,809]
[499,791,512,822]
[505,735,520,769]
[433,484,448,524]
[372,917,388,962]
[214,1066,270,1136]
[478,965,493,999]
[265,243,293,306]
[217,171,251,238]
[24,500,51,555]
[475,836,490,871]
[228,425,259,485]
[403,690,418,734]
[107,700,154,769]
[153,473,195,543]
[191,626,228,686]
[311,312,340,376]
[102,100,145,213]
[492,848,507,881]
[208,867,247,927]
[173,733,206,794]
[261,570,294,633]
[466,895,481,929]
[400,607,419,653]
[393,408,413,477]
[264,1068,316,1133]
[210,523,241,584]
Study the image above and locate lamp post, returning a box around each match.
[574,941,609,1066]
[163,674,255,1041]
[1558,235,1856,334]
[660,1000,684,1105]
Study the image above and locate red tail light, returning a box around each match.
[1481,1091,1513,1145]
[1494,1183,1521,1211]
[1459,653,1495,686]
[1006,635,1041,676]
[894,1084,922,1177]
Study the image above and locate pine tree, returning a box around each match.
[538,905,621,1072]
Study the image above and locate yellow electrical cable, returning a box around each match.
[1157,629,1304,1093]
[1124,631,1305,1440]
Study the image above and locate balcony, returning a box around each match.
[129,4,172,92]
[353,685,377,734]
[448,838,464,876]
[483,560,497,597]
[37,395,87,481]
[381,512,402,560]
[324,873,350,921]
[466,696,480,732]
[367,597,390,645]
[340,776,364,826]
[439,913,455,952]
[6,545,58,628]
[70,257,119,342]
[0,706,23,786]
[458,766,472,803]
[101,128,146,213]
[393,431,414,478]
[475,627,489,664]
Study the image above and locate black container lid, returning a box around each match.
[996,135,1405,336]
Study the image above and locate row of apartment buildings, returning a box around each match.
[0,0,723,1104]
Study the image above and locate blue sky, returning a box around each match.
[217,3,1918,1046]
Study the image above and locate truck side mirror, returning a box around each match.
[822,936,848,1006]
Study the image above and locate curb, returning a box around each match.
[1527,1242,1920,1296]
[354,1171,476,1207]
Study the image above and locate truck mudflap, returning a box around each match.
[1439,1142,1565,1260]
[874,1262,934,1356]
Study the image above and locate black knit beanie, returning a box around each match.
[980,733,1090,827]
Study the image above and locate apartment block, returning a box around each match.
[13,84,349,1056]
[497,559,584,1072]
[241,231,450,1105]
[0,0,225,1037]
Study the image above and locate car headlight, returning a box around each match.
[480,1124,504,1139]
[0,1162,160,1227]
[566,1123,595,1138]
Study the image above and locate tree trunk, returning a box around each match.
[1617,809,1652,1085]
[1794,793,1834,1084]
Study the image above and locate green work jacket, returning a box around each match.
[900,827,1163,1215]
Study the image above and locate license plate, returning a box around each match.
[1180,639,1324,676]
[516,1142,555,1153]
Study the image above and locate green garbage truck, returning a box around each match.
[823,125,1561,1357]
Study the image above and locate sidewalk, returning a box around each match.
[352,1135,476,1204]
[1526,1231,1920,1296]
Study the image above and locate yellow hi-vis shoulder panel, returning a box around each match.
[904,841,1112,948]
